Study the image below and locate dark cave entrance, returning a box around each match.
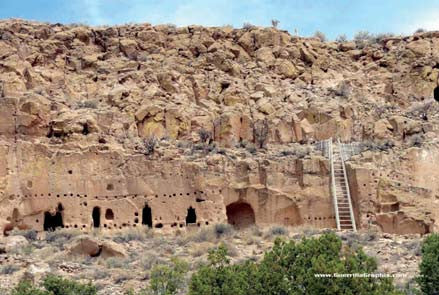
[434,86,439,102]
[43,203,64,231]
[226,202,255,228]
[142,204,153,228]
[105,209,114,220]
[186,206,197,225]
[92,207,101,228]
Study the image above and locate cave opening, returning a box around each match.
[92,207,101,228]
[186,206,197,225]
[226,202,255,229]
[82,123,90,135]
[43,203,64,231]
[105,209,114,220]
[220,81,230,93]
[434,86,439,102]
[142,204,153,228]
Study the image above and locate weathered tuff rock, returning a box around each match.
[0,19,439,236]
[67,235,126,258]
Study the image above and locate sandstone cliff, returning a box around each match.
[1,19,439,235]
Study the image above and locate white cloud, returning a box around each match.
[403,9,439,33]
[81,0,108,25]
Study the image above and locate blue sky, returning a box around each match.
[1,0,439,39]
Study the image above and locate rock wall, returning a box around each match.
[0,137,332,234]
[1,19,439,235]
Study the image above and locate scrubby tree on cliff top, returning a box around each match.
[189,233,402,295]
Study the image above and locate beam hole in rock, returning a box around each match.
[185,206,197,225]
[82,123,90,135]
[226,202,255,229]
[92,207,101,228]
[142,204,153,228]
[105,209,114,220]
[434,86,439,102]
[44,204,64,231]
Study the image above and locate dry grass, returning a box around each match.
[189,242,213,258]
[108,227,153,243]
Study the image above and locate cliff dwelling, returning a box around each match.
[43,203,64,231]
[92,207,101,228]
[226,202,255,228]
[142,204,153,228]
[0,20,438,238]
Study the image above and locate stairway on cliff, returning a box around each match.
[329,139,357,231]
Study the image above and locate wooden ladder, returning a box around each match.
[329,138,357,231]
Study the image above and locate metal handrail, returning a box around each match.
[329,138,341,230]
[337,139,357,231]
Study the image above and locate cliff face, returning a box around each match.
[1,19,439,235]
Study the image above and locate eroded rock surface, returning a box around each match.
[1,20,439,235]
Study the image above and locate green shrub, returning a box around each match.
[12,229,38,241]
[417,233,439,294]
[42,274,97,295]
[76,100,98,109]
[336,34,348,42]
[149,258,189,295]
[313,30,326,42]
[10,275,97,295]
[354,30,374,48]
[112,228,149,243]
[189,233,402,295]
[189,243,255,295]
[268,226,288,236]
[141,137,157,156]
[11,281,50,295]
[45,229,80,249]
[271,19,280,28]
[214,224,233,238]
[106,257,130,269]
[0,264,19,275]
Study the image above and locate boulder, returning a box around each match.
[67,235,126,258]
[101,240,127,258]
[255,47,275,64]
[120,39,138,59]
[67,235,100,256]
[406,39,431,57]
[300,46,316,64]
[276,60,298,79]
[339,42,356,51]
